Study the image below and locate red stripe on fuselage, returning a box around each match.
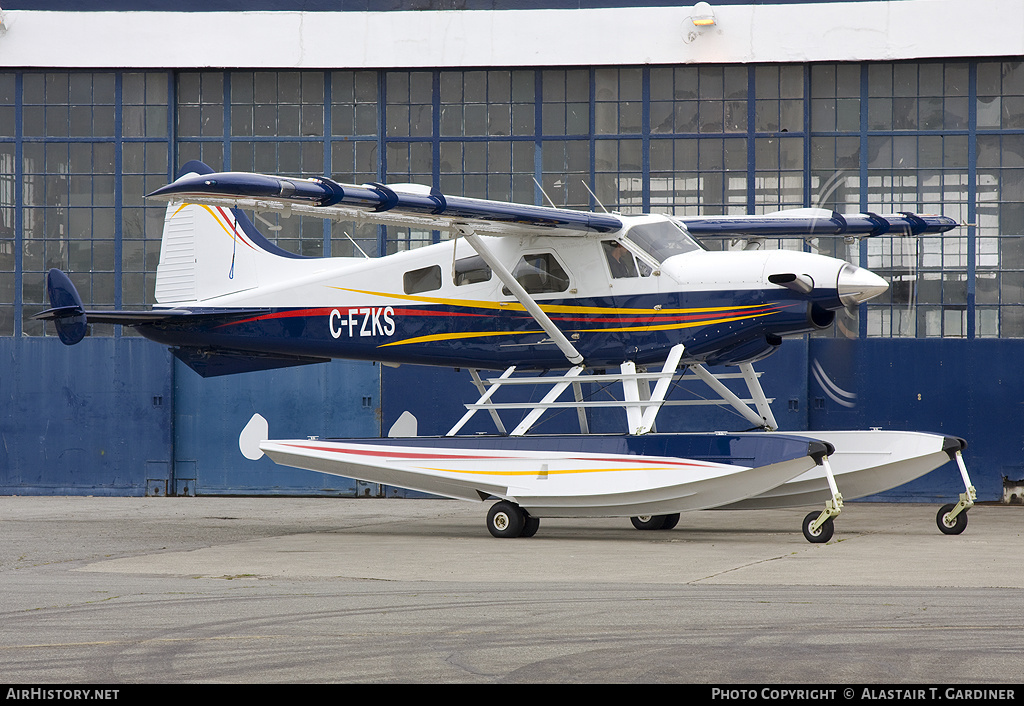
[214,306,495,329]
[212,302,793,329]
[548,303,790,324]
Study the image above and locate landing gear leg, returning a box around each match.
[937,449,975,535]
[802,454,842,544]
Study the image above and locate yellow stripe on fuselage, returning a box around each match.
[327,285,772,317]
[379,329,545,347]
[570,310,780,334]
[379,310,778,348]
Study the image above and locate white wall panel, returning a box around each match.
[1,2,1022,69]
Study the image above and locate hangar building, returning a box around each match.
[1,0,1022,501]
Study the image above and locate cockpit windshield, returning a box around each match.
[623,218,703,263]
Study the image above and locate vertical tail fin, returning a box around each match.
[155,200,261,304]
[154,161,311,305]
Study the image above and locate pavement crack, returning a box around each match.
[688,552,794,584]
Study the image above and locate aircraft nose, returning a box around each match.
[838,263,889,306]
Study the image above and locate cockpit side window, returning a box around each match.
[501,253,570,295]
[602,240,639,279]
[625,219,702,263]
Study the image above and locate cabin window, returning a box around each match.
[501,253,570,295]
[454,255,492,286]
[403,265,442,294]
[625,219,702,263]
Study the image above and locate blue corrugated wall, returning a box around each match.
[2,336,1020,500]
[1,338,172,496]
[0,337,382,496]
[171,357,383,496]
[807,339,1022,502]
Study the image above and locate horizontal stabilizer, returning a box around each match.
[34,269,191,344]
[35,309,193,325]
[33,269,196,344]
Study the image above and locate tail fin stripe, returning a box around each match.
[209,205,261,252]
[226,206,239,280]
[173,201,262,253]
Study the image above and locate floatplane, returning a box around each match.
[36,161,976,542]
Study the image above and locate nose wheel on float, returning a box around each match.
[802,509,835,543]
[800,453,843,544]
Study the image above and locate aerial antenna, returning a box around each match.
[582,181,610,214]
[532,176,558,208]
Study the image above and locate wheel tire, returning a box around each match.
[936,503,968,535]
[802,511,834,544]
[631,515,668,531]
[660,513,680,530]
[521,515,540,538]
[487,501,526,538]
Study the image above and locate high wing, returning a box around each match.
[679,208,957,240]
[147,161,623,237]
[147,162,957,241]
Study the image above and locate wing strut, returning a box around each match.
[457,226,585,367]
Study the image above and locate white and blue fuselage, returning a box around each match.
[129,198,890,375]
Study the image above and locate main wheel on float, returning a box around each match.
[487,500,526,538]
[631,515,669,530]
[521,515,540,538]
